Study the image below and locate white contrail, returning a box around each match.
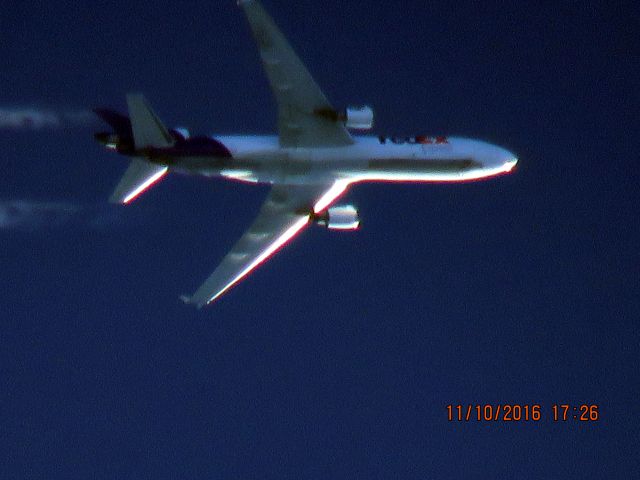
[0,107,95,130]
[0,200,82,229]
[0,199,148,231]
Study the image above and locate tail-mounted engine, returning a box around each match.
[314,205,360,230]
[314,106,374,130]
[170,127,190,141]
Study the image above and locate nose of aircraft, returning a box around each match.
[504,156,518,172]
[497,147,518,173]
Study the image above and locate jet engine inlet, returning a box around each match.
[313,106,374,130]
[343,106,374,130]
[314,205,360,230]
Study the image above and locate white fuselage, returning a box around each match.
[174,134,517,189]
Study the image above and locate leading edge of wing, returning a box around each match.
[182,180,351,308]
[109,158,168,204]
[184,214,309,309]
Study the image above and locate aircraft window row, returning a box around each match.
[378,135,449,145]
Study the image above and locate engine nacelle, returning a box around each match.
[94,132,120,149]
[170,127,190,141]
[343,106,374,130]
[315,205,360,230]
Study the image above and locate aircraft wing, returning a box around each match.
[239,0,353,148]
[183,180,351,308]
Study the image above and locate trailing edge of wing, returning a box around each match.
[109,158,168,204]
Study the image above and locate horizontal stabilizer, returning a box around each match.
[93,108,132,136]
[109,158,168,204]
[126,93,174,149]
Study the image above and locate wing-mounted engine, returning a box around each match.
[342,106,374,130]
[314,205,360,230]
[314,106,374,130]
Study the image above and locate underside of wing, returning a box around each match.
[183,181,351,308]
[109,158,168,204]
[239,0,353,148]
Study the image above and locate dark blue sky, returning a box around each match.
[1,0,638,478]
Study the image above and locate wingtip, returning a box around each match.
[179,294,193,304]
[180,294,206,310]
[126,92,144,101]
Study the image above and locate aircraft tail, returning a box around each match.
[109,94,173,204]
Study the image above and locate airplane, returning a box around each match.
[94,0,518,308]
